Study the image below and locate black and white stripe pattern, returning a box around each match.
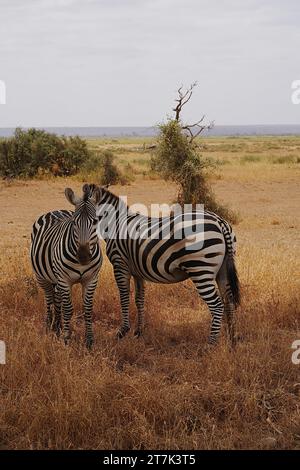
[30,184,102,349]
[94,186,240,345]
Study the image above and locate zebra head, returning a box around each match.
[89,185,130,241]
[65,184,101,265]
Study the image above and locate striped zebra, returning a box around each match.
[92,185,240,346]
[30,184,102,349]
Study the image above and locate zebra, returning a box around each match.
[91,185,240,346]
[30,184,102,349]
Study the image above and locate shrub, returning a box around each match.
[79,150,135,186]
[0,128,90,178]
[271,155,298,165]
[151,120,238,223]
[120,163,136,185]
[100,150,121,185]
[59,136,90,175]
[77,152,104,181]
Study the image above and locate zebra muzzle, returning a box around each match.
[77,244,91,265]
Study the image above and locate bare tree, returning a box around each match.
[173,82,214,144]
[173,82,197,121]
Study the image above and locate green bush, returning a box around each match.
[151,120,238,223]
[100,150,121,185]
[0,128,90,178]
[79,150,135,186]
[77,152,104,181]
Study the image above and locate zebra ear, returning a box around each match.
[92,187,101,204]
[65,188,78,206]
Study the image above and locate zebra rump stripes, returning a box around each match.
[93,185,240,346]
[30,184,102,349]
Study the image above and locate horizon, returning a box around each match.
[1,123,300,128]
[1,123,300,138]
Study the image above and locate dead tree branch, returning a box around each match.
[173,82,214,143]
[173,82,197,121]
[183,119,215,143]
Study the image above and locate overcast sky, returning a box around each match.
[0,0,299,127]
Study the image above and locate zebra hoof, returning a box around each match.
[55,328,62,338]
[205,339,218,351]
[133,329,142,338]
[52,323,62,336]
[85,338,94,350]
[201,344,215,355]
[116,327,130,339]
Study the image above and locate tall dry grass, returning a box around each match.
[0,242,299,450]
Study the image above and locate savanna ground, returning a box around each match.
[0,136,299,450]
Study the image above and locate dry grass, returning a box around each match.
[0,137,300,450]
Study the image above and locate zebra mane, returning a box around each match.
[82,183,91,202]
[100,187,129,210]
[102,187,145,219]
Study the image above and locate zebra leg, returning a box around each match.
[58,282,73,345]
[38,280,55,332]
[53,285,62,336]
[224,297,236,347]
[82,278,98,350]
[217,261,236,347]
[114,265,131,339]
[189,275,224,345]
[133,277,145,337]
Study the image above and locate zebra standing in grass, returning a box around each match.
[92,185,240,346]
[30,184,102,349]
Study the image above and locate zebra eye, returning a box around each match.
[93,218,98,225]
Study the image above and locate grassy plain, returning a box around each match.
[0,136,299,449]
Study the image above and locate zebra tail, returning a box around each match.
[220,220,241,307]
[226,255,240,307]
